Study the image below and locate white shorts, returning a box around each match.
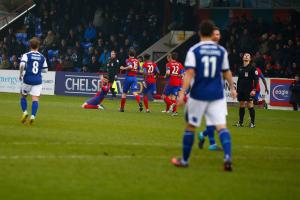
[185,97,227,127]
[21,83,42,96]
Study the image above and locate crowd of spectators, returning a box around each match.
[0,0,162,72]
[220,15,300,78]
[0,0,299,78]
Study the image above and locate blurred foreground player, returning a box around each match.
[198,26,223,151]
[81,75,110,109]
[171,20,237,171]
[142,53,160,113]
[19,37,48,124]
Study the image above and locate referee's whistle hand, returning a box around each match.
[231,90,237,99]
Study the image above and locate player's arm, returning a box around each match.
[260,74,269,94]
[19,54,28,81]
[222,50,237,99]
[177,50,195,106]
[42,59,48,73]
[251,67,259,96]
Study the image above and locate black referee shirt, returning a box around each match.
[237,64,258,92]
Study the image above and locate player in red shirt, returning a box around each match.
[142,53,160,113]
[119,48,143,112]
[81,75,110,109]
[254,67,269,105]
[164,52,184,116]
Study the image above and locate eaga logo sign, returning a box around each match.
[270,79,293,107]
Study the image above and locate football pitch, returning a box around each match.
[0,93,299,200]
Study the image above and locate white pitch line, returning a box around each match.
[0,142,299,151]
[0,154,298,160]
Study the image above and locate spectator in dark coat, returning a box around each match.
[289,75,300,111]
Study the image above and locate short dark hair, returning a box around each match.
[128,48,136,57]
[143,53,151,61]
[103,74,109,79]
[199,20,215,37]
[213,26,220,31]
[171,52,178,60]
[29,37,40,50]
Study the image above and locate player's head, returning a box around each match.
[128,48,136,57]
[143,53,151,61]
[102,74,109,82]
[110,50,116,59]
[243,53,251,62]
[212,26,221,43]
[29,37,41,51]
[167,52,178,61]
[199,20,215,39]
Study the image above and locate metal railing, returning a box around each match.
[0,0,35,31]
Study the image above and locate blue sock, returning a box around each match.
[205,126,216,145]
[20,97,27,112]
[218,129,231,161]
[31,101,39,117]
[182,130,194,163]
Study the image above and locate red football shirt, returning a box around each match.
[126,57,139,76]
[166,61,184,86]
[143,61,159,83]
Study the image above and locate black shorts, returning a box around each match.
[238,91,253,102]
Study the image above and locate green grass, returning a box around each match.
[0,93,300,200]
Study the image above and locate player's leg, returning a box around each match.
[198,125,219,150]
[28,85,42,124]
[172,98,206,167]
[247,100,255,128]
[237,101,246,127]
[207,99,232,171]
[131,78,143,112]
[120,79,130,112]
[163,86,172,112]
[143,84,150,112]
[20,83,31,123]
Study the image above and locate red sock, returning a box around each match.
[164,96,172,111]
[84,104,98,109]
[143,95,149,109]
[121,98,126,109]
[135,95,141,104]
[153,94,161,99]
[172,100,177,112]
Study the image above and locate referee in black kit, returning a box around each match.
[106,50,120,98]
[236,53,258,128]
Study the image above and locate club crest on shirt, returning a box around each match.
[245,72,248,77]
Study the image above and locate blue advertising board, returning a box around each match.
[55,72,144,98]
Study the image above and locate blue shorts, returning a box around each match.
[164,85,180,96]
[123,76,138,94]
[143,83,157,95]
[254,91,260,101]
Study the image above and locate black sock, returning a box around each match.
[249,107,255,124]
[239,107,245,124]
[293,103,298,111]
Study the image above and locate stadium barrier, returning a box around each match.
[0,70,294,110]
[0,69,55,95]
[54,71,144,98]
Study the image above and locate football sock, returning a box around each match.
[143,95,149,109]
[20,97,27,112]
[164,96,172,111]
[249,107,255,124]
[84,104,99,109]
[239,107,245,124]
[135,95,141,104]
[218,129,231,161]
[172,100,177,112]
[31,101,39,117]
[182,130,194,163]
[120,98,126,109]
[204,126,216,145]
